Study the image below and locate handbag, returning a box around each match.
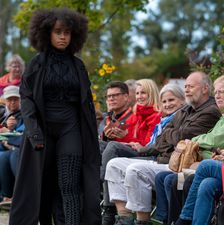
[212,164,224,225]
[169,140,202,172]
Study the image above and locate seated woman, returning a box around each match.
[104,83,185,225]
[156,75,224,225]
[101,79,162,180]
[102,79,162,224]
[0,55,25,96]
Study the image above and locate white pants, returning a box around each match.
[105,157,171,212]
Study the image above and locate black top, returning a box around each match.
[43,48,80,122]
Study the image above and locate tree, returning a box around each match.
[129,0,224,80]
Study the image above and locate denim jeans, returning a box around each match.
[0,150,19,197]
[180,159,222,225]
[155,171,174,221]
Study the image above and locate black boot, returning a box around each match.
[102,205,117,225]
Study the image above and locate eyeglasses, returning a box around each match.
[105,93,125,100]
[214,89,224,95]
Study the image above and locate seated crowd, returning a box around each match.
[100,71,224,225]
[0,67,224,225]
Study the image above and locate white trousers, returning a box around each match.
[105,157,171,212]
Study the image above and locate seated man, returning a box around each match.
[0,85,22,154]
[99,81,133,224]
[0,85,24,204]
[105,71,221,225]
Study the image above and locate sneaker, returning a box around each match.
[102,206,117,225]
[134,219,153,225]
[115,215,134,225]
[0,197,12,206]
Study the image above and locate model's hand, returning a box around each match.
[35,144,44,150]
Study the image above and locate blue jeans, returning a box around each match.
[155,171,175,221]
[180,159,222,225]
[0,149,19,197]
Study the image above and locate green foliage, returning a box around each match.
[90,62,118,110]
[188,27,224,81]
[13,0,148,34]
[120,44,188,83]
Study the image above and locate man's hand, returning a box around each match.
[6,116,17,131]
[0,127,10,133]
[104,125,115,139]
[111,127,128,139]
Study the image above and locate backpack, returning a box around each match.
[169,140,202,172]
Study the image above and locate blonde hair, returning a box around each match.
[135,79,160,111]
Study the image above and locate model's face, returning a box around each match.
[135,85,149,106]
[51,20,71,51]
[214,82,224,112]
[161,91,184,115]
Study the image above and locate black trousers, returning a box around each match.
[168,174,195,225]
[39,121,82,225]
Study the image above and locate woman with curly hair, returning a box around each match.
[9,8,101,225]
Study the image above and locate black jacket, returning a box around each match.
[9,52,101,225]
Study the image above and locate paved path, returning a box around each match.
[0,212,9,225]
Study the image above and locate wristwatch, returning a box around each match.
[11,146,16,151]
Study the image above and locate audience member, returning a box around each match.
[100,81,132,143]
[172,75,224,225]
[105,71,221,225]
[0,85,23,205]
[102,79,161,225]
[0,55,25,96]
[155,75,224,225]
[125,79,137,107]
[0,86,22,154]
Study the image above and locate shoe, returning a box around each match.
[102,206,117,225]
[114,215,134,225]
[134,220,153,225]
[0,197,12,206]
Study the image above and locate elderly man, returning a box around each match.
[0,85,22,135]
[0,85,24,205]
[105,71,221,225]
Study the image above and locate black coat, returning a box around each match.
[9,52,101,225]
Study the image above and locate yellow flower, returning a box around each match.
[111,65,116,71]
[98,69,106,76]
[93,85,99,90]
[92,93,97,101]
[102,64,109,70]
[106,67,113,74]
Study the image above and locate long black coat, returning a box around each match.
[9,52,101,225]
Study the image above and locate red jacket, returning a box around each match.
[0,73,21,95]
[117,104,161,145]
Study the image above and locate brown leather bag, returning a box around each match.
[169,140,203,172]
